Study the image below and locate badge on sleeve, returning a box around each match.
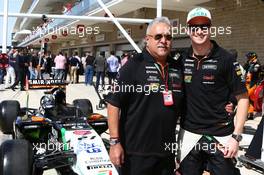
[233,62,242,76]
[163,90,174,106]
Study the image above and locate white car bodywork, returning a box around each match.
[65,127,118,175]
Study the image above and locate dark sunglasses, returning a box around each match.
[188,24,211,32]
[148,34,173,41]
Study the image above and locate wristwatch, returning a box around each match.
[231,133,243,142]
[109,138,120,146]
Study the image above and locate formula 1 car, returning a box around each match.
[0,88,118,175]
[238,80,264,173]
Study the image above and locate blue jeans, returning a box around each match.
[85,65,94,85]
[0,69,4,84]
[54,69,65,80]
[29,67,36,80]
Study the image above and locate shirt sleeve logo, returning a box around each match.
[184,75,192,83]
[233,62,242,76]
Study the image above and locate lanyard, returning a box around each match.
[154,63,169,91]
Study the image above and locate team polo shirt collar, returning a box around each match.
[142,48,175,66]
[142,49,156,63]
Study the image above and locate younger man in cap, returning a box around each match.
[178,7,249,175]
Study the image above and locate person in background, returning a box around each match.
[40,53,49,79]
[0,65,4,85]
[44,51,53,79]
[107,51,119,87]
[54,52,66,80]
[36,51,44,79]
[5,49,16,88]
[85,52,95,86]
[243,52,261,86]
[73,52,81,83]
[10,49,29,91]
[63,53,69,81]
[120,52,130,67]
[0,52,8,85]
[243,52,262,119]
[23,49,31,81]
[94,51,107,91]
[29,51,38,80]
[81,53,87,72]
[69,54,80,84]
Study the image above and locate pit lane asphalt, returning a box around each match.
[0,76,262,175]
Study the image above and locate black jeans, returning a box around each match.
[95,71,105,90]
[108,72,118,85]
[179,136,240,175]
[11,69,26,90]
[121,155,175,175]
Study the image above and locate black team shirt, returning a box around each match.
[106,49,183,156]
[181,40,247,136]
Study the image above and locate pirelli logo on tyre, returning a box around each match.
[87,164,113,170]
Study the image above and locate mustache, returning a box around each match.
[157,45,168,49]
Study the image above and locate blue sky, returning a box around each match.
[0,0,24,46]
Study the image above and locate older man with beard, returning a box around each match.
[106,17,184,175]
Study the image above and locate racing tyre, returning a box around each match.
[0,139,33,175]
[0,100,20,134]
[73,99,93,117]
[56,167,78,175]
[14,126,24,139]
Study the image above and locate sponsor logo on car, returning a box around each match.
[85,157,110,164]
[78,143,102,153]
[73,130,92,135]
[97,170,112,175]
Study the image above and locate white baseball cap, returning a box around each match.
[187,7,212,25]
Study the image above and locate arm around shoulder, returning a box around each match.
[234,92,249,134]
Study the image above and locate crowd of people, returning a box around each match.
[0,49,54,90]
[0,48,131,91]
[243,52,263,118]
